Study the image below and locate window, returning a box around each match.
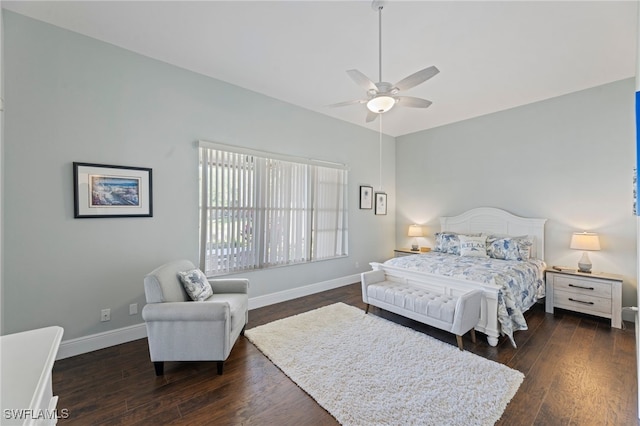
[199,141,348,276]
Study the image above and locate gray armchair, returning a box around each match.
[142,260,249,375]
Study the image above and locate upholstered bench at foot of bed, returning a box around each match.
[361,270,482,350]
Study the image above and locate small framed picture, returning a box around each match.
[360,185,373,209]
[73,162,153,218]
[375,192,387,215]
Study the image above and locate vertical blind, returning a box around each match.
[199,142,348,276]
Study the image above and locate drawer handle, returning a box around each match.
[568,298,594,305]
[568,284,594,291]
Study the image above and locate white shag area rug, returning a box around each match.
[245,302,524,426]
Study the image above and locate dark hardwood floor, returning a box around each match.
[52,283,638,425]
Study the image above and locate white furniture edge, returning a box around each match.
[1,326,64,426]
[371,207,547,347]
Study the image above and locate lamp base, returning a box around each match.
[577,251,592,273]
[577,264,592,273]
[411,244,419,251]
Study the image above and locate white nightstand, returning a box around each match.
[545,268,622,328]
[393,248,430,257]
[393,248,419,257]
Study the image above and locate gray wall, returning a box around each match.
[396,79,637,319]
[2,11,396,339]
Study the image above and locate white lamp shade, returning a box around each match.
[570,232,601,251]
[367,96,396,113]
[408,225,424,237]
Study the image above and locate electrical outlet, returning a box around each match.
[129,303,138,315]
[101,308,111,322]
[355,261,360,268]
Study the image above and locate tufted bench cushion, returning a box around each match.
[367,281,458,324]
[361,270,483,350]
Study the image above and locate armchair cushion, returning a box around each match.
[206,293,248,332]
[178,268,213,301]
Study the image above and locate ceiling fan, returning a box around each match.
[329,1,439,123]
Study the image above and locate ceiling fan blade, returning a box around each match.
[394,66,440,91]
[347,69,378,92]
[327,99,367,108]
[395,96,433,108]
[365,111,379,122]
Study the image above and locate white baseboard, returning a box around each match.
[57,323,148,360]
[57,273,360,360]
[248,273,359,310]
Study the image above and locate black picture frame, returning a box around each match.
[375,192,387,215]
[360,185,373,209]
[73,162,153,218]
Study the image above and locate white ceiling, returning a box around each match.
[3,1,637,137]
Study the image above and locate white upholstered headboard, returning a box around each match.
[439,207,547,260]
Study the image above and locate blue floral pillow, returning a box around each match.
[434,232,461,255]
[486,235,533,261]
[178,269,213,301]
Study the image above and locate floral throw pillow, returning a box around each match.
[177,269,213,301]
[434,232,461,255]
[486,236,533,261]
[458,235,488,257]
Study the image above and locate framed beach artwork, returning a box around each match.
[360,185,373,209]
[73,162,153,218]
[375,192,387,215]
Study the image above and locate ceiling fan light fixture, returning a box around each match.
[328,1,438,122]
[367,95,396,113]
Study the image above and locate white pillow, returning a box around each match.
[177,269,213,301]
[458,235,488,258]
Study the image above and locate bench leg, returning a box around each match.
[456,329,476,351]
[365,304,370,314]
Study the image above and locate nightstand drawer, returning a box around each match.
[553,289,611,315]
[553,276,611,299]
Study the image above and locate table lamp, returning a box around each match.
[570,232,600,273]
[408,225,423,251]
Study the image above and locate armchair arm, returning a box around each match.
[142,301,230,322]
[208,278,249,294]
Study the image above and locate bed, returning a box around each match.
[369,207,547,347]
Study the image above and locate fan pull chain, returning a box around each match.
[379,113,383,191]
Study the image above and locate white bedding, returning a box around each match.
[383,251,546,345]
